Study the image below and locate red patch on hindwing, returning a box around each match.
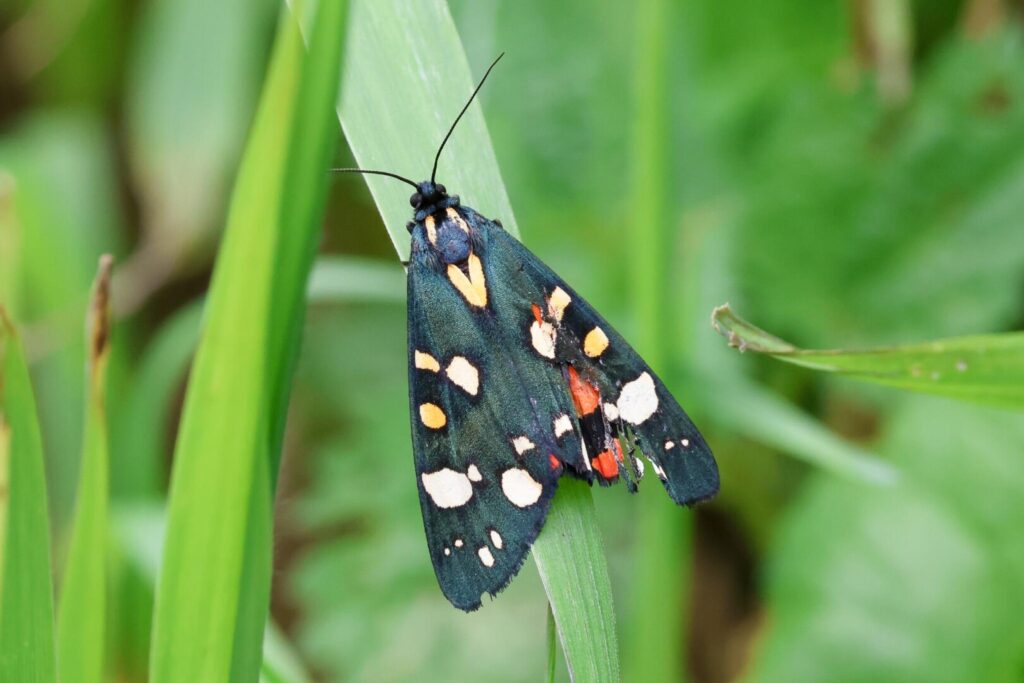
[566,366,601,416]
[592,439,624,480]
[531,303,543,324]
[549,454,561,470]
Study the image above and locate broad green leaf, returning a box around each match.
[713,304,1024,410]
[0,311,56,682]
[150,2,348,680]
[341,0,517,255]
[339,2,617,679]
[57,256,113,683]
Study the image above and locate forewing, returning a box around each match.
[408,227,586,611]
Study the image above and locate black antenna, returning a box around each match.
[430,52,505,184]
[331,167,420,190]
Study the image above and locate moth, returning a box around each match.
[338,55,719,611]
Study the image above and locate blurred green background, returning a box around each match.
[2,0,1024,681]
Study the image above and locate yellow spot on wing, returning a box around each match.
[447,252,488,308]
[419,403,447,429]
[583,327,609,357]
[414,350,440,372]
[547,287,572,321]
[425,215,438,245]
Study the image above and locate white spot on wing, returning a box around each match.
[420,468,473,508]
[454,538,464,548]
[553,414,573,438]
[617,372,659,425]
[634,457,645,478]
[547,287,572,321]
[501,468,544,507]
[512,436,535,455]
[681,438,690,448]
[467,464,482,482]
[530,320,557,359]
[478,546,495,567]
[665,440,675,450]
[444,547,451,556]
[445,356,480,395]
[490,530,504,549]
[603,402,619,421]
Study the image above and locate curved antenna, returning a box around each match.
[430,52,505,184]
[331,167,420,190]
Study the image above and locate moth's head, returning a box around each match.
[408,181,461,228]
[409,181,447,213]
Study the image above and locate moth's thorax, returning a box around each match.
[421,206,473,265]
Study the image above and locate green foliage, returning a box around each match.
[150,3,346,680]
[0,314,56,682]
[2,0,1024,681]
[57,258,113,683]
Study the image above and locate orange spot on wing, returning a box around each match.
[549,454,561,470]
[567,366,601,416]
[531,303,543,324]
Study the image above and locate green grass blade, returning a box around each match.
[0,311,57,682]
[266,0,349,477]
[712,304,1024,410]
[339,2,618,679]
[56,256,113,683]
[533,480,620,682]
[150,3,347,680]
[340,0,517,253]
[546,603,557,683]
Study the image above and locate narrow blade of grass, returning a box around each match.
[533,480,620,682]
[0,310,57,682]
[57,256,113,683]
[150,2,348,680]
[339,2,618,679]
[712,304,1024,410]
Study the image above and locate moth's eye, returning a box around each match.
[436,184,446,195]
[410,192,422,208]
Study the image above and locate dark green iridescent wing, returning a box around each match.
[407,205,718,611]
